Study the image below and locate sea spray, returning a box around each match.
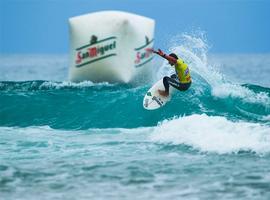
[158,33,270,109]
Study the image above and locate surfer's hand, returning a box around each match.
[146,48,160,55]
[146,48,155,53]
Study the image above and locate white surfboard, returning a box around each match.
[143,79,175,110]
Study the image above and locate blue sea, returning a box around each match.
[0,35,270,199]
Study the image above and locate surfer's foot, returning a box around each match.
[158,90,169,97]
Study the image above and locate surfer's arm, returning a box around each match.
[151,49,177,64]
[163,54,177,65]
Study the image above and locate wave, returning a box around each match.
[1,113,270,155]
[0,79,269,129]
[0,34,269,129]
[151,114,270,155]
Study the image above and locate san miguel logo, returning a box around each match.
[134,36,154,68]
[75,35,117,68]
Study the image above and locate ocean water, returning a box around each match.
[0,35,270,200]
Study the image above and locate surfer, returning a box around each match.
[150,49,192,97]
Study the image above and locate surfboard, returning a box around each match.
[143,79,175,110]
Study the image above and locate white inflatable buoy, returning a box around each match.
[68,11,155,83]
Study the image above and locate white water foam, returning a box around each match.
[211,82,270,105]
[39,80,113,89]
[0,80,114,91]
[1,117,270,155]
[158,33,270,106]
[151,114,270,154]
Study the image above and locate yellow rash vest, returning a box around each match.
[174,58,191,83]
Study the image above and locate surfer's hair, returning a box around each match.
[169,53,178,60]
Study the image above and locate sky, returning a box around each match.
[1,0,270,54]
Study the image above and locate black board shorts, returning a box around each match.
[163,74,191,92]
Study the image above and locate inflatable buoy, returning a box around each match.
[68,11,155,83]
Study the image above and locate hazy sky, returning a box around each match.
[1,0,270,54]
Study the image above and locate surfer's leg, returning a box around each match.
[158,76,171,97]
[170,74,177,79]
[163,76,182,92]
[163,76,170,93]
[167,77,181,90]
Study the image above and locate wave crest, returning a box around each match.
[151,114,270,154]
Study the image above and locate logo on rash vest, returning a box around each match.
[184,68,189,76]
[75,35,117,68]
[134,36,154,68]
